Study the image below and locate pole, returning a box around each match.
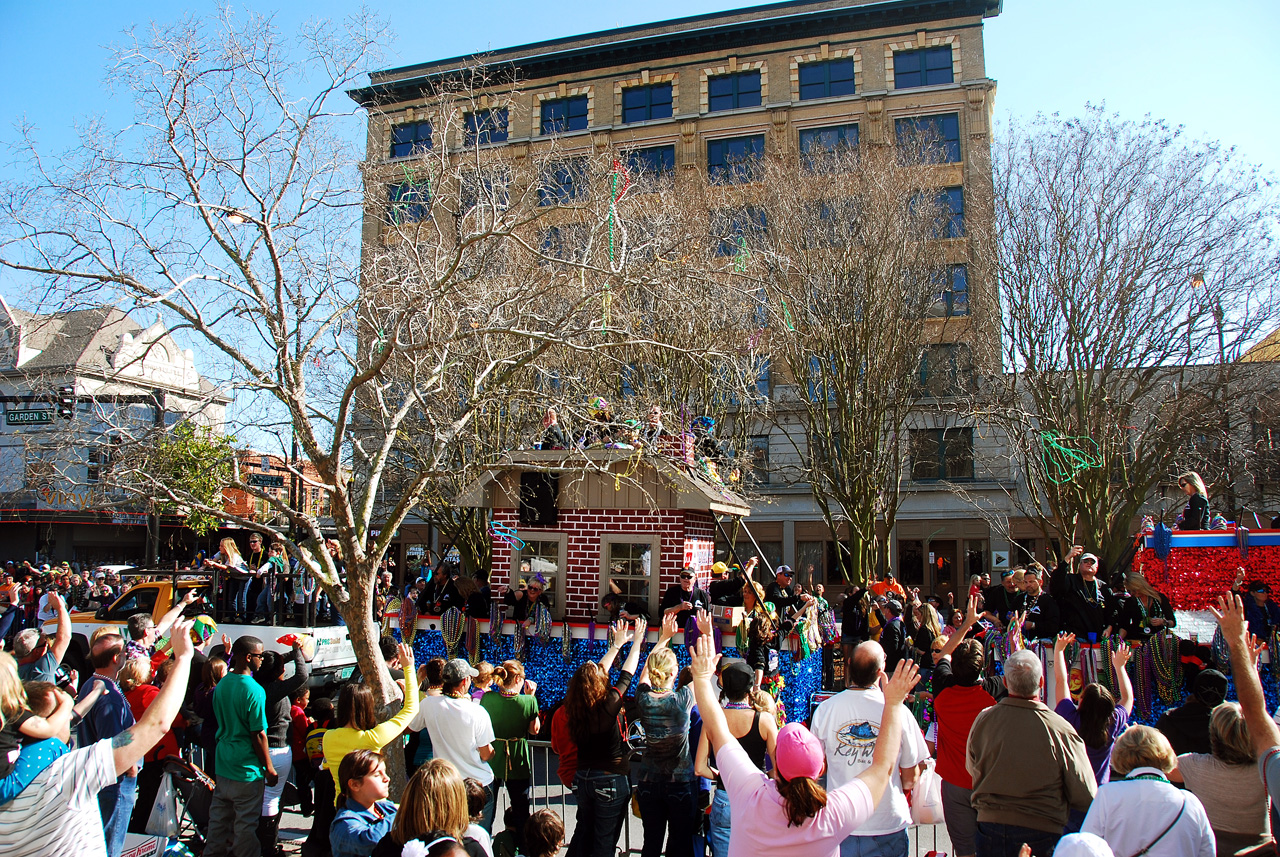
[147,390,166,566]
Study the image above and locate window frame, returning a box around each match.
[707,71,762,113]
[707,134,766,185]
[540,95,589,135]
[799,123,860,172]
[624,145,676,190]
[463,108,510,146]
[389,121,433,159]
[893,46,954,90]
[387,182,432,224]
[599,533,662,618]
[510,532,567,621]
[910,427,975,482]
[621,83,674,124]
[895,113,961,164]
[797,59,856,101]
[538,157,590,207]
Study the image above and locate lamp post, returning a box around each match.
[1191,271,1234,518]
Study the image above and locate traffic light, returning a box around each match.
[56,386,75,420]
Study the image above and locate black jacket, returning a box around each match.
[1156,699,1213,756]
[880,616,910,674]
[1050,561,1115,640]
[1022,591,1061,641]
[982,584,1025,626]
[1176,494,1210,530]
[660,584,711,626]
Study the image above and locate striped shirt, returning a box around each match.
[0,739,115,857]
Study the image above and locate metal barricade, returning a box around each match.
[524,740,643,857]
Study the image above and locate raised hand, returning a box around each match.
[1054,632,1076,655]
[690,631,720,681]
[613,623,634,647]
[634,617,648,641]
[169,619,195,659]
[660,612,679,641]
[965,594,980,626]
[883,659,920,707]
[1210,593,1249,649]
[695,607,713,637]
[1248,634,1265,669]
[396,641,415,670]
[1110,643,1132,670]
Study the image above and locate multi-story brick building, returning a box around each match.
[352,0,1021,598]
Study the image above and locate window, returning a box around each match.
[540,95,588,135]
[387,183,431,223]
[105,586,158,620]
[749,435,770,484]
[893,46,953,89]
[798,59,856,100]
[622,83,673,124]
[518,539,563,620]
[707,134,765,184]
[918,343,974,397]
[910,428,974,481]
[624,145,675,188]
[928,265,969,317]
[707,71,761,112]
[712,206,767,256]
[940,187,964,238]
[540,224,589,264]
[602,536,659,616]
[896,113,961,163]
[389,121,432,158]
[807,355,837,403]
[799,124,859,171]
[539,158,589,206]
[755,357,772,398]
[464,108,509,146]
[460,168,510,213]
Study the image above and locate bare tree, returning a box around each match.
[0,9,760,794]
[979,107,1280,570]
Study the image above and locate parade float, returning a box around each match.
[389,447,826,723]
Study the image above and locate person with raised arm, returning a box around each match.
[689,632,919,857]
[0,618,199,857]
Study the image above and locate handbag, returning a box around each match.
[144,771,179,838]
[909,759,945,825]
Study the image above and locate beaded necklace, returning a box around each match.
[1081,577,1102,606]
[1125,772,1167,783]
[445,688,469,699]
[499,687,521,698]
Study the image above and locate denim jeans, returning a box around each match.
[253,578,274,621]
[839,829,910,857]
[99,773,137,857]
[707,788,731,857]
[568,769,630,857]
[976,822,1062,857]
[637,779,696,857]
[233,579,251,618]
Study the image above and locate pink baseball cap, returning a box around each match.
[774,722,825,780]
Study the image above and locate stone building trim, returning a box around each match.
[884,32,961,90]
[612,71,679,126]
[699,58,768,114]
[381,106,438,161]
[535,84,596,134]
[788,45,862,100]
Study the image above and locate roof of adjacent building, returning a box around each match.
[349,0,1002,107]
[1242,326,1280,363]
[3,305,140,373]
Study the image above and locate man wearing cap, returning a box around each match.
[409,658,496,823]
[870,571,906,601]
[1155,669,1227,756]
[662,567,712,628]
[1050,546,1114,642]
[764,566,812,621]
[812,640,929,857]
[1020,566,1059,644]
[14,591,73,684]
[708,559,748,607]
[1243,582,1280,642]
[981,569,1026,631]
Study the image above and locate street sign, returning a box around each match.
[248,473,285,488]
[7,409,52,425]
[992,550,1010,569]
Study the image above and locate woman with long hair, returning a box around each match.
[1053,633,1134,789]
[254,642,311,856]
[739,580,777,690]
[689,634,919,855]
[564,619,645,857]
[908,601,944,666]
[1169,702,1272,856]
[695,658,779,857]
[370,758,472,857]
[478,660,540,831]
[330,749,396,857]
[1118,573,1177,642]
[1176,471,1211,531]
[313,642,417,857]
[634,614,697,857]
[204,537,250,621]
[840,588,870,688]
[194,656,227,775]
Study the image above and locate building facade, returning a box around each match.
[0,302,227,565]
[352,0,1018,596]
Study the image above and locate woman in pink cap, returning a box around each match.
[687,633,919,856]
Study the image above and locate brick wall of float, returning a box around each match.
[490,507,718,620]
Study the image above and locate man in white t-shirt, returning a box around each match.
[0,618,198,857]
[410,658,496,797]
[812,640,930,857]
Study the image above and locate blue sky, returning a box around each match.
[0,0,1276,304]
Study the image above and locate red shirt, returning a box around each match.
[125,684,185,763]
[290,704,311,762]
[549,706,577,787]
[933,683,995,789]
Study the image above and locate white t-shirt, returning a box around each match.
[0,739,116,857]
[36,594,56,624]
[465,823,494,857]
[1081,768,1214,857]
[410,695,496,785]
[811,686,930,836]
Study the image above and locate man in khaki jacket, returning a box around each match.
[967,648,1096,857]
